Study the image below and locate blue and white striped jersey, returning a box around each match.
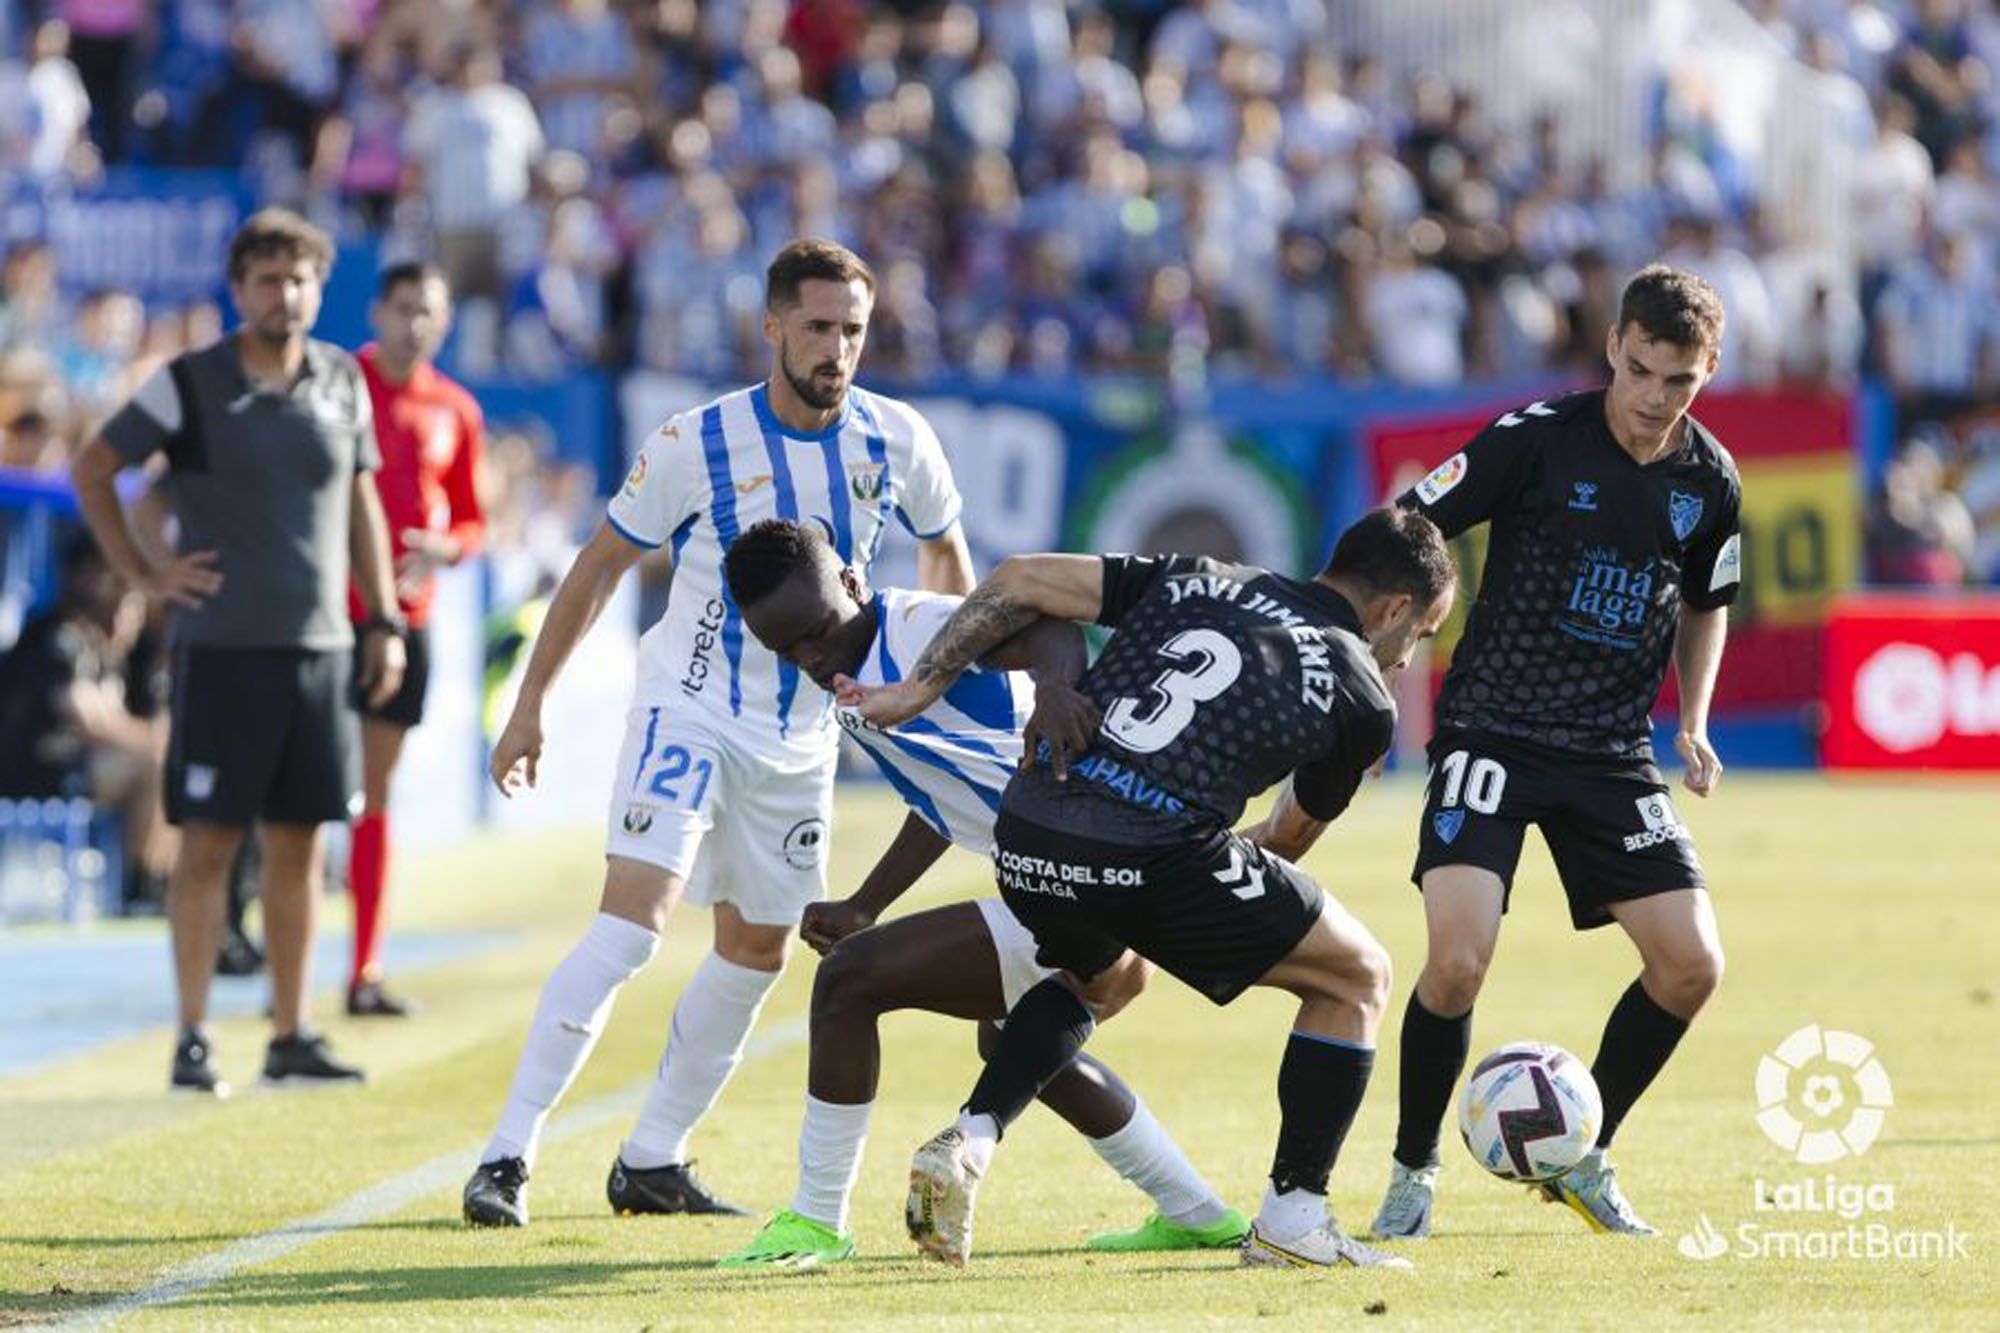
[607,384,962,758]
[839,588,1034,855]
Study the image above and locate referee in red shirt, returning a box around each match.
[347,262,486,1016]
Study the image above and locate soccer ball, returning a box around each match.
[1458,1042,1603,1182]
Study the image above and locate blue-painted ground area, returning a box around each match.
[0,927,516,1077]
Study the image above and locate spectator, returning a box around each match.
[9,22,93,179]
[1878,229,2000,396]
[55,0,140,162]
[0,533,174,910]
[523,0,639,168]
[1866,440,1976,584]
[1361,223,1468,386]
[1659,214,1781,385]
[70,209,406,1095]
[405,42,545,311]
[1,408,63,472]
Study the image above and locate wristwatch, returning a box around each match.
[359,612,409,638]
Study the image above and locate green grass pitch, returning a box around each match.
[2,775,1995,1329]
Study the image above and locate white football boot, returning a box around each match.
[1368,1160,1438,1240]
[1242,1219,1416,1270]
[906,1126,984,1265]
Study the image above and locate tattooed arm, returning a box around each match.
[836,554,1106,726]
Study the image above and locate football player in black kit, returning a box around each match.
[842,507,1457,1270]
[1369,265,1741,1242]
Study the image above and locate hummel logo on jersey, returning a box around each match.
[1670,491,1704,542]
[1496,400,1557,428]
[734,474,773,496]
[1212,845,1266,900]
[1569,482,1599,512]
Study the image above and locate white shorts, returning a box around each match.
[605,707,837,927]
[975,897,1057,1010]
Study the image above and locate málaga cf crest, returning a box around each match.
[1669,491,1703,542]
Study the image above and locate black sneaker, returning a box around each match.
[347,979,415,1018]
[262,1031,365,1087]
[171,1028,230,1098]
[464,1157,530,1227]
[216,932,266,977]
[607,1157,748,1217]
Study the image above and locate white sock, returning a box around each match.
[1088,1099,1231,1228]
[484,913,658,1168]
[620,952,781,1168]
[953,1110,999,1178]
[1257,1182,1328,1243]
[790,1095,873,1232]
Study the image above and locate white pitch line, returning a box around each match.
[63,1016,808,1329]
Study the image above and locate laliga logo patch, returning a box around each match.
[1415,452,1468,504]
[1433,807,1466,845]
[1670,490,1704,542]
[622,804,654,835]
[783,817,827,870]
[621,452,648,500]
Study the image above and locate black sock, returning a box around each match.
[1394,992,1471,1170]
[1590,979,1690,1150]
[964,978,1095,1136]
[1269,1032,1375,1195]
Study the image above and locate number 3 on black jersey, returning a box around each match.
[1104,629,1243,753]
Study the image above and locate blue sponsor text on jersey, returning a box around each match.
[1072,753,1188,814]
[1559,545,1656,649]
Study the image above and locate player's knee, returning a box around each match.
[1420,945,1489,1015]
[1666,942,1724,1013]
[1089,958,1148,1022]
[809,939,881,1021]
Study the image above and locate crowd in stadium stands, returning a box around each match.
[1,0,1999,582]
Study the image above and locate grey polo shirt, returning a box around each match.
[101,336,379,651]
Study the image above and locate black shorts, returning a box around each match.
[165,645,360,827]
[1411,728,1706,931]
[353,625,430,729]
[993,808,1325,1006]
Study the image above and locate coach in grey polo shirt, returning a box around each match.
[73,209,406,1095]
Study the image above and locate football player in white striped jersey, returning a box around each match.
[713,518,1249,1270]
[464,241,975,1228]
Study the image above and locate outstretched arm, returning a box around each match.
[837,554,1104,726]
[1673,604,1728,797]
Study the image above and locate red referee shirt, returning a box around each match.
[349,345,485,630]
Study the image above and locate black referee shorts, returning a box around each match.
[993,809,1326,1006]
[1411,728,1708,930]
[165,645,360,827]
[352,624,431,729]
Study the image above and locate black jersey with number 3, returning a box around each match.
[1005,554,1396,845]
[1399,390,1743,758]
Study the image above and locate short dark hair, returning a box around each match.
[766,238,876,311]
[1323,507,1455,606]
[376,260,449,303]
[724,518,835,607]
[1617,264,1725,354]
[228,208,334,282]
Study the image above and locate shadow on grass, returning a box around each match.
[0,1286,101,1322]
[175,1259,718,1310]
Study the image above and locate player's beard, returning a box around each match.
[782,342,849,412]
